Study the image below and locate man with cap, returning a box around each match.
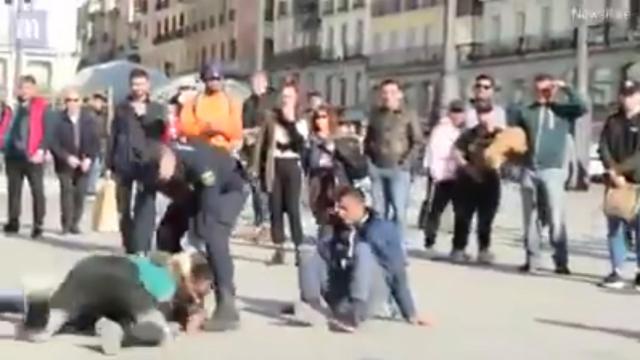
[86,91,109,195]
[154,139,247,331]
[421,100,466,253]
[598,79,640,289]
[179,63,243,154]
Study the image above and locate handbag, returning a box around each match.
[92,176,119,232]
[603,184,640,222]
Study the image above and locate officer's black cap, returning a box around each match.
[620,79,640,97]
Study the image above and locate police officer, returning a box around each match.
[154,139,247,332]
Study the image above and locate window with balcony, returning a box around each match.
[406,27,416,48]
[490,15,501,43]
[278,1,288,17]
[338,0,348,12]
[356,19,364,53]
[516,11,526,37]
[179,13,185,28]
[423,25,430,47]
[164,18,169,34]
[340,23,348,57]
[327,26,335,53]
[323,0,334,15]
[210,15,216,28]
[172,16,176,32]
[339,78,347,106]
[201,20,206,31]
[201,47,207,65]
[541,6,551,38]
[219,13,226,25]
[355,72,362,104]
[211,43,217,60]
[325,75,333,103]
[230,39,237,60]
[353,0,365,9]
[373,32,382,53]
[221,42,226,60]
[389,30,398,50]
[405,0,420,11]
[156,21,161,37]
[229,9,236,22]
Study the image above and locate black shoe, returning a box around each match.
[31,227,43,239]
[554,266,571,276]
[268,248,285,266]
[518,263,541,274]
[70,226,81,235]
[600,272,625,289]
[3,222,19,234]
[203,289,240,332]
[634,273,640,291]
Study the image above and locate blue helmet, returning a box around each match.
[200,62,223,81]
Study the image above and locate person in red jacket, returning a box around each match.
[0,75,53,239]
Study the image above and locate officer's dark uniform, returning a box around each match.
[155,140,247,328]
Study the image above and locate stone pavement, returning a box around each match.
[0,178,639,360]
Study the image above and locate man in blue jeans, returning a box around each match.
[365,79,423,238]
[292,186,429,332]
[511,74,587,274]
[598,79,640,289]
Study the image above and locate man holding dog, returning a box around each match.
[598,79,640,289]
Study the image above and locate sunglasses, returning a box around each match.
[475,84,493,90]
[65,98,80,103]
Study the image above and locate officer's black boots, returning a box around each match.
[203,288,240,332]
[268,246,286,266]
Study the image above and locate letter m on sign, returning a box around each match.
[14,10,47,48]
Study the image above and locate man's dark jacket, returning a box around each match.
[599,110,640,183]
[48,109,101,173]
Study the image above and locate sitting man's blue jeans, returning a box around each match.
[368,163,411,231]
[520,168,569,268]
[297,241,388,320]
[86,156,103,195]
[607,212,640,273]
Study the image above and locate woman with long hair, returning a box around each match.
[307,106,349,240]
[252,81,309,265]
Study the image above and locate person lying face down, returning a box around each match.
[0,251,214,355]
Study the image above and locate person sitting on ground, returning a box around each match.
[0,252,214,355]
[291,186,431,332]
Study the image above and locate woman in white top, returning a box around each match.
[251,81,309,265]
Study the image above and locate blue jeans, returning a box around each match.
[607,213,640,273]
[520,168,569,268]
[250,179,269,227]
[86,156,102,195]
[369,163,411,231]
[297,241,388,319]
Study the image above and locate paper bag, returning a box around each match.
[92,177,119,232]
[603,184,640,222]
[484,127,528,169]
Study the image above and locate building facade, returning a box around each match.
[1,0,83,99]
[79,0,262,77]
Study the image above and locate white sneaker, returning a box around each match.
[95,317,124,356]
[450,250,470,263]
[477,250,495,265]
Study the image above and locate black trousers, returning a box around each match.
[270,158,304,246]
[57,170,89,231]
[115,177,156,254]
[5,157,45,228]
[423,179,456,247]
[452,172,501,252]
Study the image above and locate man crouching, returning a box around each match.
[293,186,431,332]
[0,252,214,355]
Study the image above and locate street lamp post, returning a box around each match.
[4,0,28,102]
[441,0,459,112]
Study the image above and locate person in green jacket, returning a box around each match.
[511,73,587,275]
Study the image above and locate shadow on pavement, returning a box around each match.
[536,318,640,342]
[11,233,117,254]
[238,296,294,323]
[231,253,268,265]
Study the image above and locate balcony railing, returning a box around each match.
[266,46,323,69]
[323,1,334,15]
[353,0,366,9]
[371,0,402,17]
[152,28,186,45]
[369,46,442,68]
[337,0,349,12]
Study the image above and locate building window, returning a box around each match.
[406,27,416,48]
[340,23,348,56]
[179,13,185,28]
[164,18,169,34]
[325,75,333,104]
[278,1,288,17]
[171,16,177,32]
[338,0,348,12]
[373,32,382,53]
[211,43,217,60]
[210,15,216,28]
[201,47,207,65]
[389,30,398,50]
[541,6,551,38]
[156,21,162,37]
[355,72,362,104]
[219,13,226,25]
[356,19,364,53]
[327,26,334,54]
[516,11,526,37]
[229,9,236,22]
[423,25,430,47]
[339,78,347,106]
[490,15,501,43]
[406,0,420,11]
[220,42,226,60]
[306,72,315,91]
[201,19,206,31]
[230,39,237,60]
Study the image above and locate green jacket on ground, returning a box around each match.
[511,87,587,170]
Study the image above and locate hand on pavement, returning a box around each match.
[409,314,433,327]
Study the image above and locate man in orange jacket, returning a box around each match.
[179,63,242,153]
